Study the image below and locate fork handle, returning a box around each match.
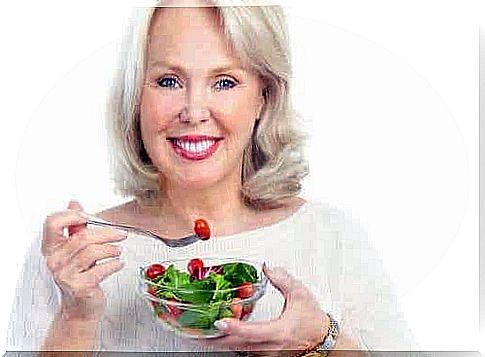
[87,218,136,232]
[86,218,200,248]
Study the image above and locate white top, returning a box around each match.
[6,199,419,352]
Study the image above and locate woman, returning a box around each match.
[7,0,418,354]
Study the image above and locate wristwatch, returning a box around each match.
[316,313,340,355]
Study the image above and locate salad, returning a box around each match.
[143,258,260,335]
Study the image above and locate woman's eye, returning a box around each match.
[214,77,237,91]
[157,77,181,89]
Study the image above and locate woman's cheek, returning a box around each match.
[140,94,174,133]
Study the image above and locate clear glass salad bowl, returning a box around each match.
[136,257,268,339]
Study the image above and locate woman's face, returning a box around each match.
[140,7,264,190]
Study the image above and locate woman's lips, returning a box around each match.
[168,137,223,161]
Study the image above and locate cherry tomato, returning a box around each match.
[147,287,160,307]
[237,282,254,299]
[145,264,166,280]
[241,302,255,319]
[158,312,179,326]
[147,286,158,296]
[187,258,204,276]
[166,298,182,317]
[158,312,169,320]
[194,219,211,240]
[230,298,243,319]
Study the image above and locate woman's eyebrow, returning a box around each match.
[147,59,244,75]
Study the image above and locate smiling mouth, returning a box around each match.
[167,135,224,160]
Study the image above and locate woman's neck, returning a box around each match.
[165,182,248,221]
[137,176,257,238]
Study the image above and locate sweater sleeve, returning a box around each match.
[315,205,420,350]
[328,209,419,351]
[6,233,61,351]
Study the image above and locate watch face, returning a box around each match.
[322,336,335,350]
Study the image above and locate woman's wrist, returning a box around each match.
[59,302,103,323]
[41,310,101,351]
[297,312,338,357]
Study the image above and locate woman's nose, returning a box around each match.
[178,84,210,123]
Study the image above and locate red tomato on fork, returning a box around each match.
[194,219,211,240]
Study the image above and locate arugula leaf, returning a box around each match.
[174,279,214,304]
[207,272,233,303]
[151,265,216,304]
[220,263,258,286]
[158,264,191,288]
[220,306,234,319]
[177,303,223,329]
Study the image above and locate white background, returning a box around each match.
[0,0,481,353]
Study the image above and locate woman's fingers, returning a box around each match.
[41,202,127,319]
[53,256,124,296]
[202,334,282,353]
[201,319,286,352]
[69,244,123,273]
[215,318,284,344]
[81,257,125,285]
[65,226,127,256]
[67,200,86,236]
[42,209,88,255]
[263,265,308,306]
[46,227,126,273]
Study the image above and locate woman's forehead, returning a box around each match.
[156,0,214,7]
[150,6,221,35]
[149,7,223,48]
[147,7,242,71]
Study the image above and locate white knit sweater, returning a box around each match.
[6,199,418,352]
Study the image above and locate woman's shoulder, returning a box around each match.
[301,199,364,228]
[299,199,370,250]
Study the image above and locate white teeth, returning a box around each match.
[174,139,216,153]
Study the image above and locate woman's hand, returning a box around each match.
[41,200,126,322]
[201,265,330,356]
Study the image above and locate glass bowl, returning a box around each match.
[136,257,268,339]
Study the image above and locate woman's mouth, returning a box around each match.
[167,135,223,161]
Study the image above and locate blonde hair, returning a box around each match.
[106,1,309,209]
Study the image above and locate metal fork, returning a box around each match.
[86,217,201,248]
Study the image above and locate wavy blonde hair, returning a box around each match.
[106,1,309,209]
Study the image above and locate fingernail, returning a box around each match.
[263,261,273,273]
[214,320,228,331]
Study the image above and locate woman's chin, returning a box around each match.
[169,173,224,190]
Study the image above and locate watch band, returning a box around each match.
[316,313,340,355]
